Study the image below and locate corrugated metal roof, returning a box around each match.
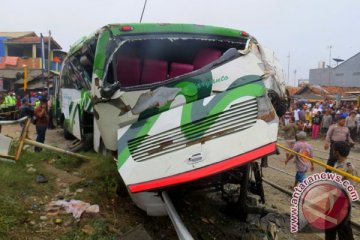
[19,79,47,90]
[0,32,36,38]
[0,69,42,79]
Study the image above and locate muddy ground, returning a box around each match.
[0,124,359,239]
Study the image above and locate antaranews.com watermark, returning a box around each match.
[290,172,359,233]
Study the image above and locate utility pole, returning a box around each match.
[140,0,148,23]
[47,30,51,76]
[40,33,45,83]
[287,52,290,85]
[293,69,297,86]
[47,30,51,92]
[328,45,332,68]
[328,45,332,85]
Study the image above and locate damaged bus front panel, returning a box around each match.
[88,24,286,215]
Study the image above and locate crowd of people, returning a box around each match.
[0,90,55,152]
[281,100,357,240]
[282,100,360,141]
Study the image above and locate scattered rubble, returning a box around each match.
[120,224,153,240]
[27,167,36,173]
[36,175,48,183]
[47,200,99,220]
[82,224,95,235]
[54,218,62,225]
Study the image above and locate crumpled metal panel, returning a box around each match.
[132,87,181,115]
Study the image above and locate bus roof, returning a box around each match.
[68,23,250,56]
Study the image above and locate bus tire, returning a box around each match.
[68,133,93,152]
[98,138,109,156]
[63,126,75,140]
[82,133,93,152]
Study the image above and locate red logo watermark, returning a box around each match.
[301,183,350,230]
[290,173,358,233]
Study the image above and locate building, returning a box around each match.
[0,32,65,92]
[297,78,309,87]
[309,52,360,87]
[290,84,360,106]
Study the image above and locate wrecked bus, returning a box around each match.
[60,23,288,215]
[58,35,94,151]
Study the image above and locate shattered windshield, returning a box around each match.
[103,35,248,88]
[61,56,92,90]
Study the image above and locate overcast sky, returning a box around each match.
[1,0,359,85]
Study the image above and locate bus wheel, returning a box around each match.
[63,126,75,140]
[221,162,267,220]
[98,139,110,156]
[68,133,93,152]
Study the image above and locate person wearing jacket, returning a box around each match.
[34,97,49,152]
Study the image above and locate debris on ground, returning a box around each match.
[82,224,95,235]
[27,167,37,173]
[120,224,153,240]
[48,200,99,220]
[54,218,62,225]
[36,174,48,183]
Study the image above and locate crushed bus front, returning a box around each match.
[85,23,287,215]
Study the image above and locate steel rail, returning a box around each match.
[277,143,360,183]
[162,191,194,240]
[277,136,360,162]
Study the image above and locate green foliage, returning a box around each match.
[54,154,85,171]
[0,150,57,238]
[0,196,29,236]
[0,150,135,239]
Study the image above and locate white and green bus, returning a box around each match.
[60,23,288,216]
[58,35,95,151]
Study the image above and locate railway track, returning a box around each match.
[162,139,360,239]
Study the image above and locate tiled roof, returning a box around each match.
[292,84,360,97]
[0,32,36,38]
[322,86,360,96]
[286,86,300,96]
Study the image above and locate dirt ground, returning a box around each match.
[1,124,359,239]
[1,123,69,150]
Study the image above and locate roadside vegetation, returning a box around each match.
[0,149,174,240]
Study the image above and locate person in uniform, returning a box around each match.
[325,141,355,240]
[324,115,354,172]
